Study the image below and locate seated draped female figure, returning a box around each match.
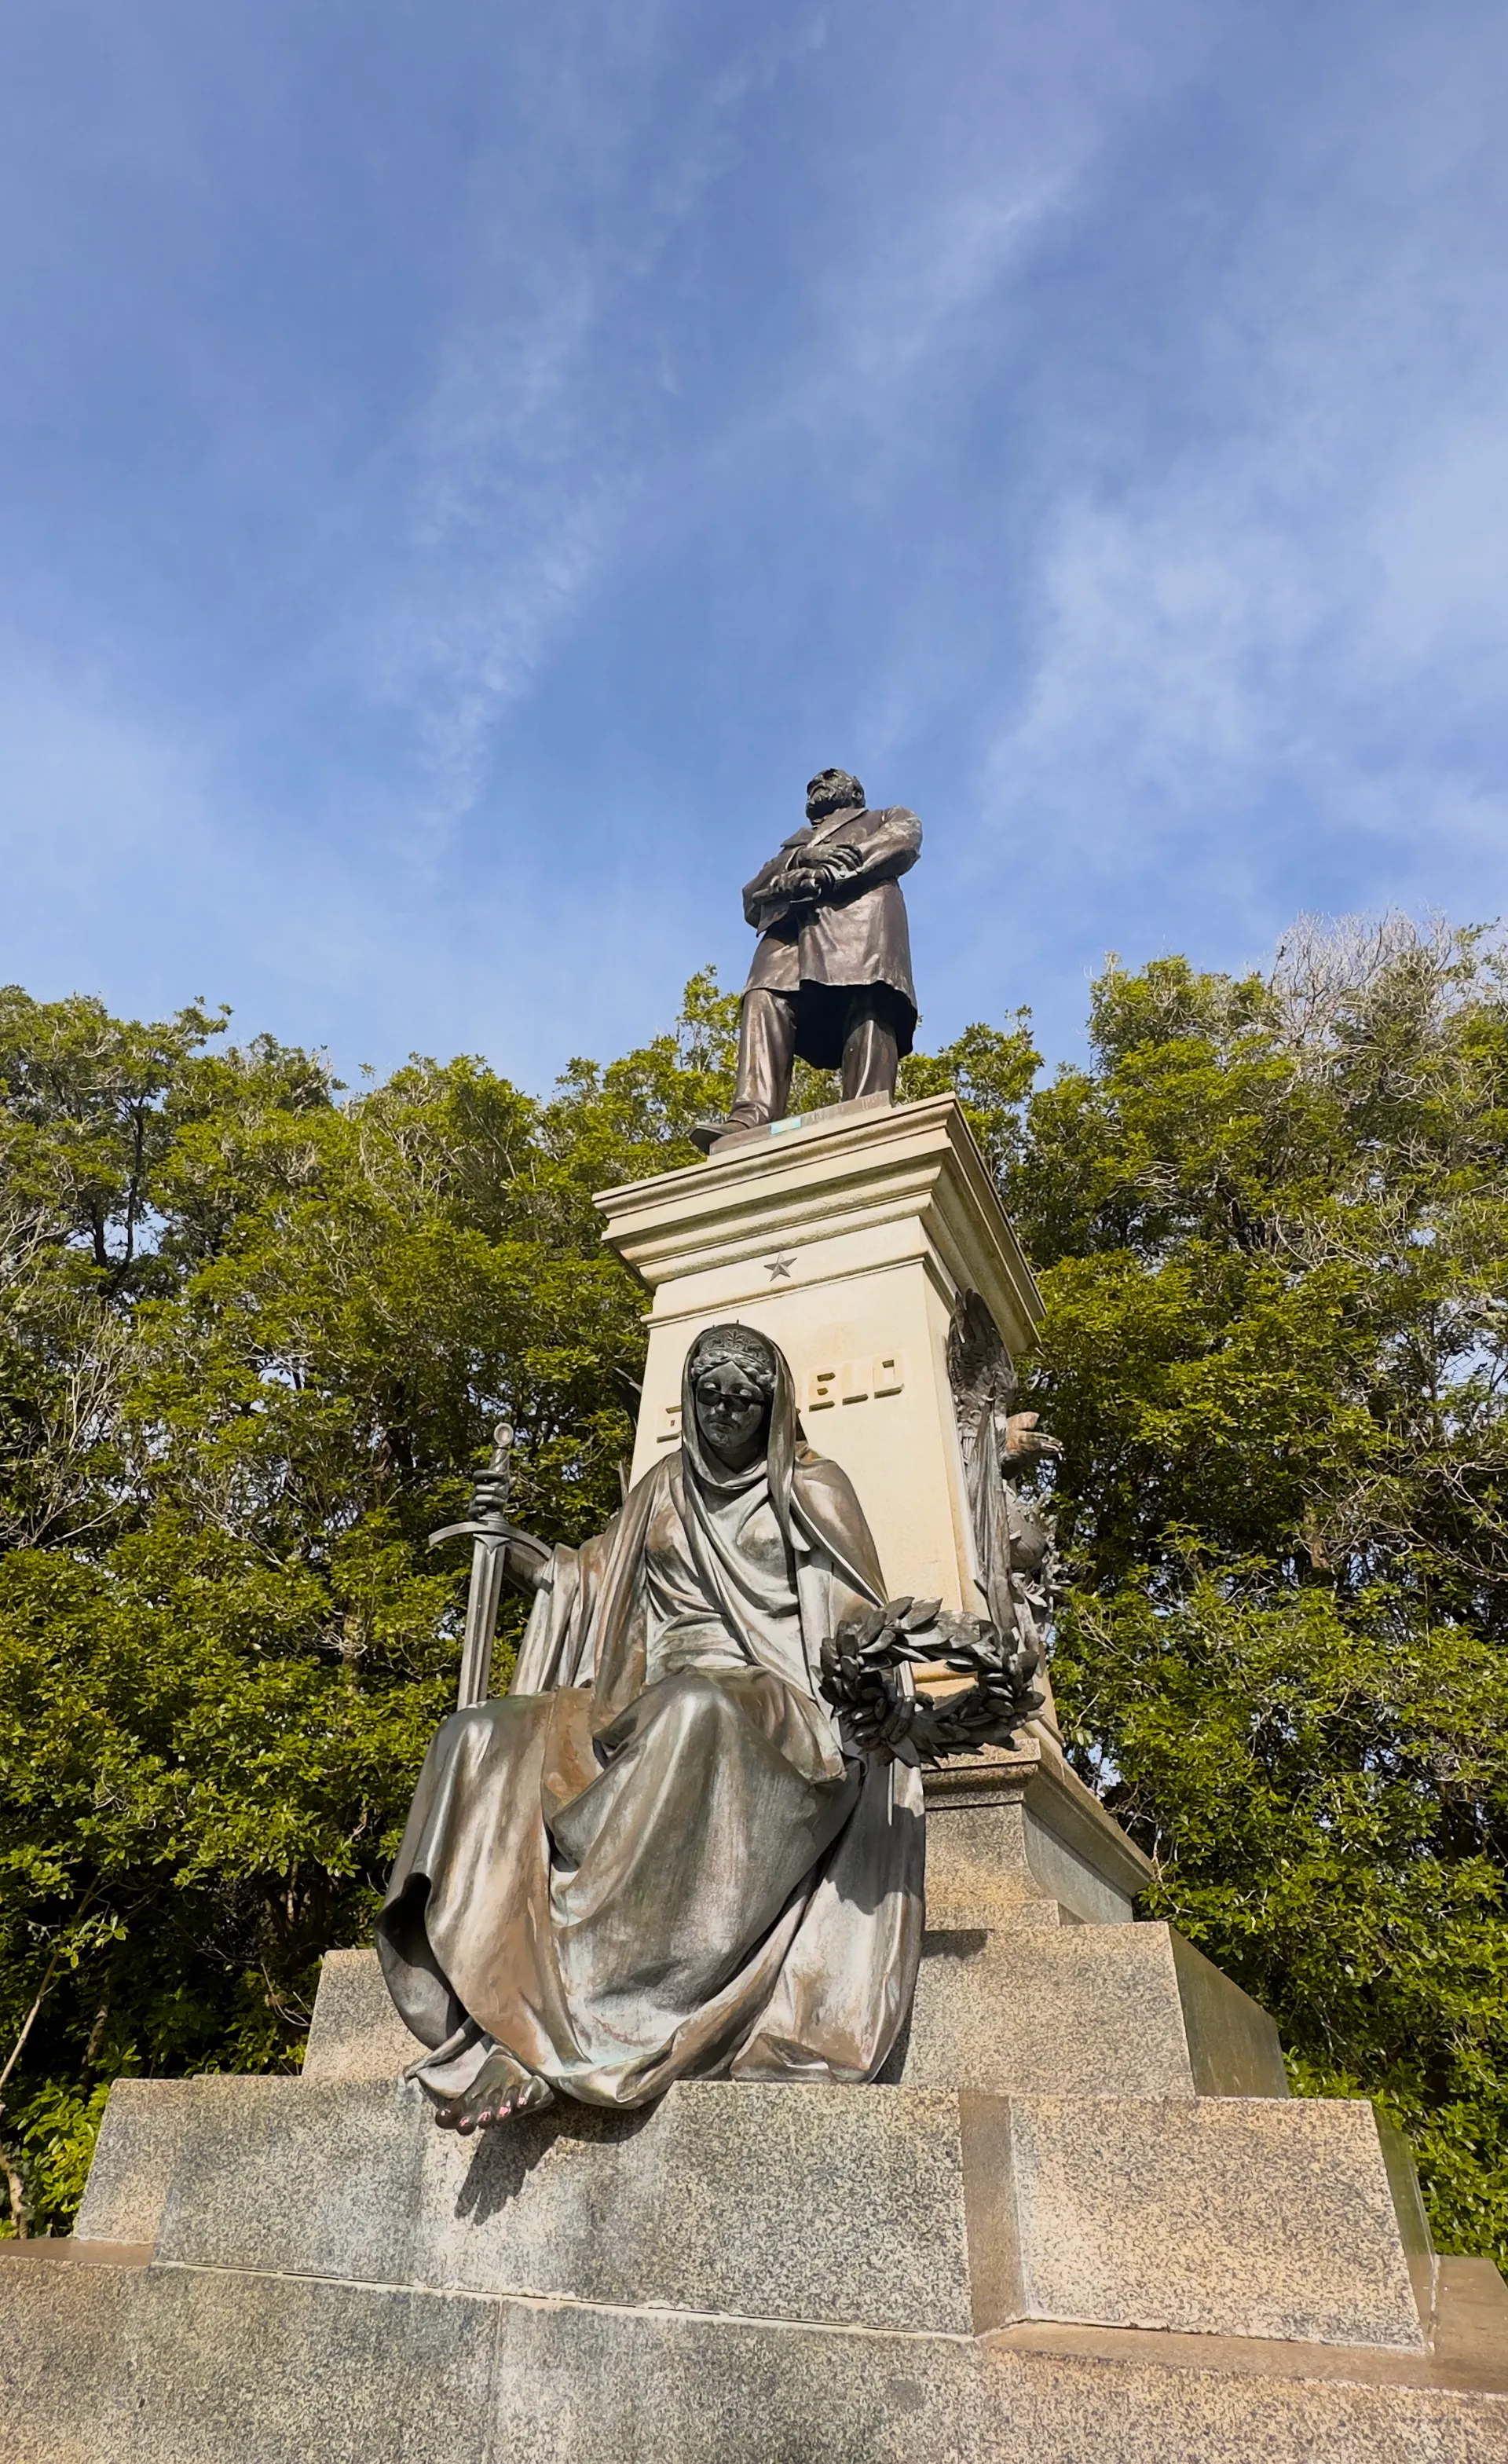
[376,1323,925,2133]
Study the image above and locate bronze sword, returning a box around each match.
[428,1422,523,1712]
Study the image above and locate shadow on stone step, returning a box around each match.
[875,1931,990,2087]
[452,2095,654,2224]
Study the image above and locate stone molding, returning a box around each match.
[595,1092,1042,1356]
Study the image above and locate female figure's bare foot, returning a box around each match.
[433,2048,555,2133]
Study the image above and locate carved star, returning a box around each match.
[764,1252,797,1280]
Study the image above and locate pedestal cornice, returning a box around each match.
[594,1093,1043,1355]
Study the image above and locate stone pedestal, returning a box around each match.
[922,1739,1154,1927]
[596,1090,1083,1772]
[7,1940,1503,2461]
[595,1092,1039,1614]
[6,1098,1507,2459]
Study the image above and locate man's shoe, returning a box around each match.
[687,1119,738,1154]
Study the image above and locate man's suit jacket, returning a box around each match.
[741,806,921,1029]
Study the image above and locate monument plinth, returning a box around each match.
[598,1089,1140,1906]
[5,1096,1506,2462]
[598,1089,1038,1613]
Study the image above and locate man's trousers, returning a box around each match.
[728,987,901,1132]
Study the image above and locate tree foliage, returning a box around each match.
[1011,917,1508,2261]
[0,987,669,2228]
[2,922,1507,2264]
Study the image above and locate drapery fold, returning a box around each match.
[377,1338,924,2108]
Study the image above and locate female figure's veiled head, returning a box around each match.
[685,1323,779,1472]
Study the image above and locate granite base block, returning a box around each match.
[138,2072,992,2335]
[1002,2092,1426,2349]
[489,2276,1508,2464]
[1380,2109,1444,2330]
[81,2063,1427,2351]
[895,1921,1287,2100]
[0,2245,496,2464]
[0,2239,137,2456]
[3,2244,1506,2464]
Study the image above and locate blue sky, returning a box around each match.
[1,0,1505,1088]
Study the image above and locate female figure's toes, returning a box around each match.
[441,2048,550,2133]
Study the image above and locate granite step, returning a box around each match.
[892,1920,1287,2098]
[79,2069,1431,2350]
[3,2240,1505,2464]
[302,1928,1287,2105]
[301,1945,423,2083]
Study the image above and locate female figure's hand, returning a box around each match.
[468,1467,553,1593]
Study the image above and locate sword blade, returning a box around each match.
[457,1533,509,1711]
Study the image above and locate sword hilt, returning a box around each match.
[427,1518,532,1552]
[427,1519,521,1550]
[428,1421,515,1551]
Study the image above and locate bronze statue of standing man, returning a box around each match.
[690,768,922,1151]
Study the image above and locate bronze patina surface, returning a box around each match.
[376,1326,925,2129]
[691,767,923,1147]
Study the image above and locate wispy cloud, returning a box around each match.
[361,6,842,839]
[933,7,1508,1042]
[2,0,1505,1082]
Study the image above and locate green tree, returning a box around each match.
[1010,917,1508,2259]
[3,924,1508,2268]
[0,989,653,2229]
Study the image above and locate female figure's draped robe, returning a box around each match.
[377,1351,925,2108]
